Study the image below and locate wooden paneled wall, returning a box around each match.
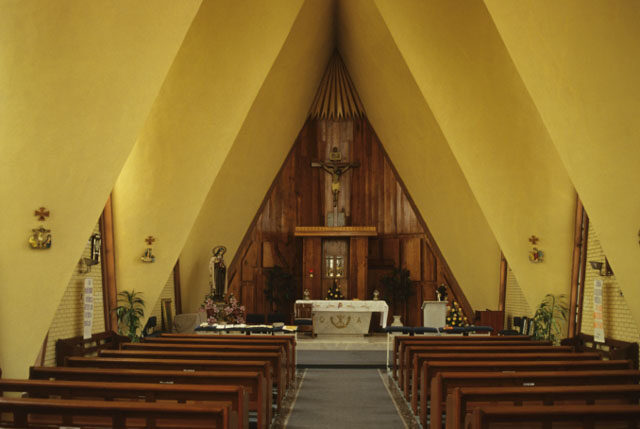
[227,118,473,326]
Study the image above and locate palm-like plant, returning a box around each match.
[532,294,568,345]
[380,267,414,309]
[115,290,145,342]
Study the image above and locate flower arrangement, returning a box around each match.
[446,300,469,328]
[326,279,344,300]
[201,293,246,325]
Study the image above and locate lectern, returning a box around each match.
[421,301,447,328]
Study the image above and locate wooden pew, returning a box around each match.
[148,334,296,381]
[396,340,550,387]
[409,351,601,411]
[55,330,129,366]
[65,356,277,416]
[470,404,640,428]
[424,365,637,428]
[125,342,293,386]
[96,349,286,410]
[392,335,534,379]
[0,378,245,429]
[30,366,269,429]
[0,396,230,429]
[401,344,574,396]
[397,337,556,387]
[448,384,640,429]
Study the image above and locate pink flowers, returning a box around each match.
[201,294,246,324]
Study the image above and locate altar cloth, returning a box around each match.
[296,300,389,333]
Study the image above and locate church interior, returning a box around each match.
[3,0,640,427]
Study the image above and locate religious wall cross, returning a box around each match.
[311,147,360,208]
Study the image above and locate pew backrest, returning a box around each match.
[470,404,640,429]
[0,396,230,429]
[29,366,267,429]
[0,378,246,429]
[425,369,640,428]
[408,350,601,408]
[448,384,640,429]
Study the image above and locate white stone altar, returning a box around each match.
[296,300,389,335]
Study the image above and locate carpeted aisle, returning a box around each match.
[284,369,406,428]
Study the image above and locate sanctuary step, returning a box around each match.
[296,333,387,368]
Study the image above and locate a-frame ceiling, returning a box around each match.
[2,0,640,377]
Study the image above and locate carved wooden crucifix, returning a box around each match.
[311,147,360,226]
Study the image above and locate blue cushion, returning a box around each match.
[384,326,414,335]
[466,325,493,333]
[413,327,439,334]
[439,326,466,334]
[498,329,522,336]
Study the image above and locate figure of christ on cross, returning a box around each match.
[311,146,360,209]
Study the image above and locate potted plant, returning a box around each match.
[264,265,296,318]
[532,294,568,345]
[380,267,415,326]
[115,290,146,342]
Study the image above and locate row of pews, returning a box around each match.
[0,332,296,428]
[391,333,640,428]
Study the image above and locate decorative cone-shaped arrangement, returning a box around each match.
[326,278,345,300]
[446,300,468,328]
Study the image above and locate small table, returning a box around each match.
[295,300,389,335]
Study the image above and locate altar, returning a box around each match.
[296,300,389,335]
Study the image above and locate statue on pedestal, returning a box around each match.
[209,246,227,299]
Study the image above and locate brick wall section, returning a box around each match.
[580,221,640,344]
[504,267,532,329]
[148,269,176,332]
[44,223,105,366]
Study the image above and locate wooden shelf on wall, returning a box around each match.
[294,226,377,237]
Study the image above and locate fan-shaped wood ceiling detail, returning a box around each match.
[309,53,366,120]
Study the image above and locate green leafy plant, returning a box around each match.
[380,267,415,310]
[115,290,145,342]
[264,266,295,312]
[532,294,568,345]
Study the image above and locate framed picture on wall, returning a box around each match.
[161,298,173,332]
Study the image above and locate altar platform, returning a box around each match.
[296,333,387,368]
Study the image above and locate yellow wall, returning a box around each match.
[485,1,640,328]
[113,0,312,321]
[337,0,501,310]
[180,0,336,312]
[0,0,200,377]
[374,0,576,310]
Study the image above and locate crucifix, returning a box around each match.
[311,146,360,226]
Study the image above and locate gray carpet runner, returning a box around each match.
[285,369,405,428]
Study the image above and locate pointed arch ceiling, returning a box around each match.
[116,0,336,316]
[370,0,576,309]
[337,0,501,310]
[0,0,201,378]
[485,0,640,327]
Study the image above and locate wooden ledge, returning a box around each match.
[294,226,377,237]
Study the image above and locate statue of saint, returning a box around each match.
[209,246,227,299]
